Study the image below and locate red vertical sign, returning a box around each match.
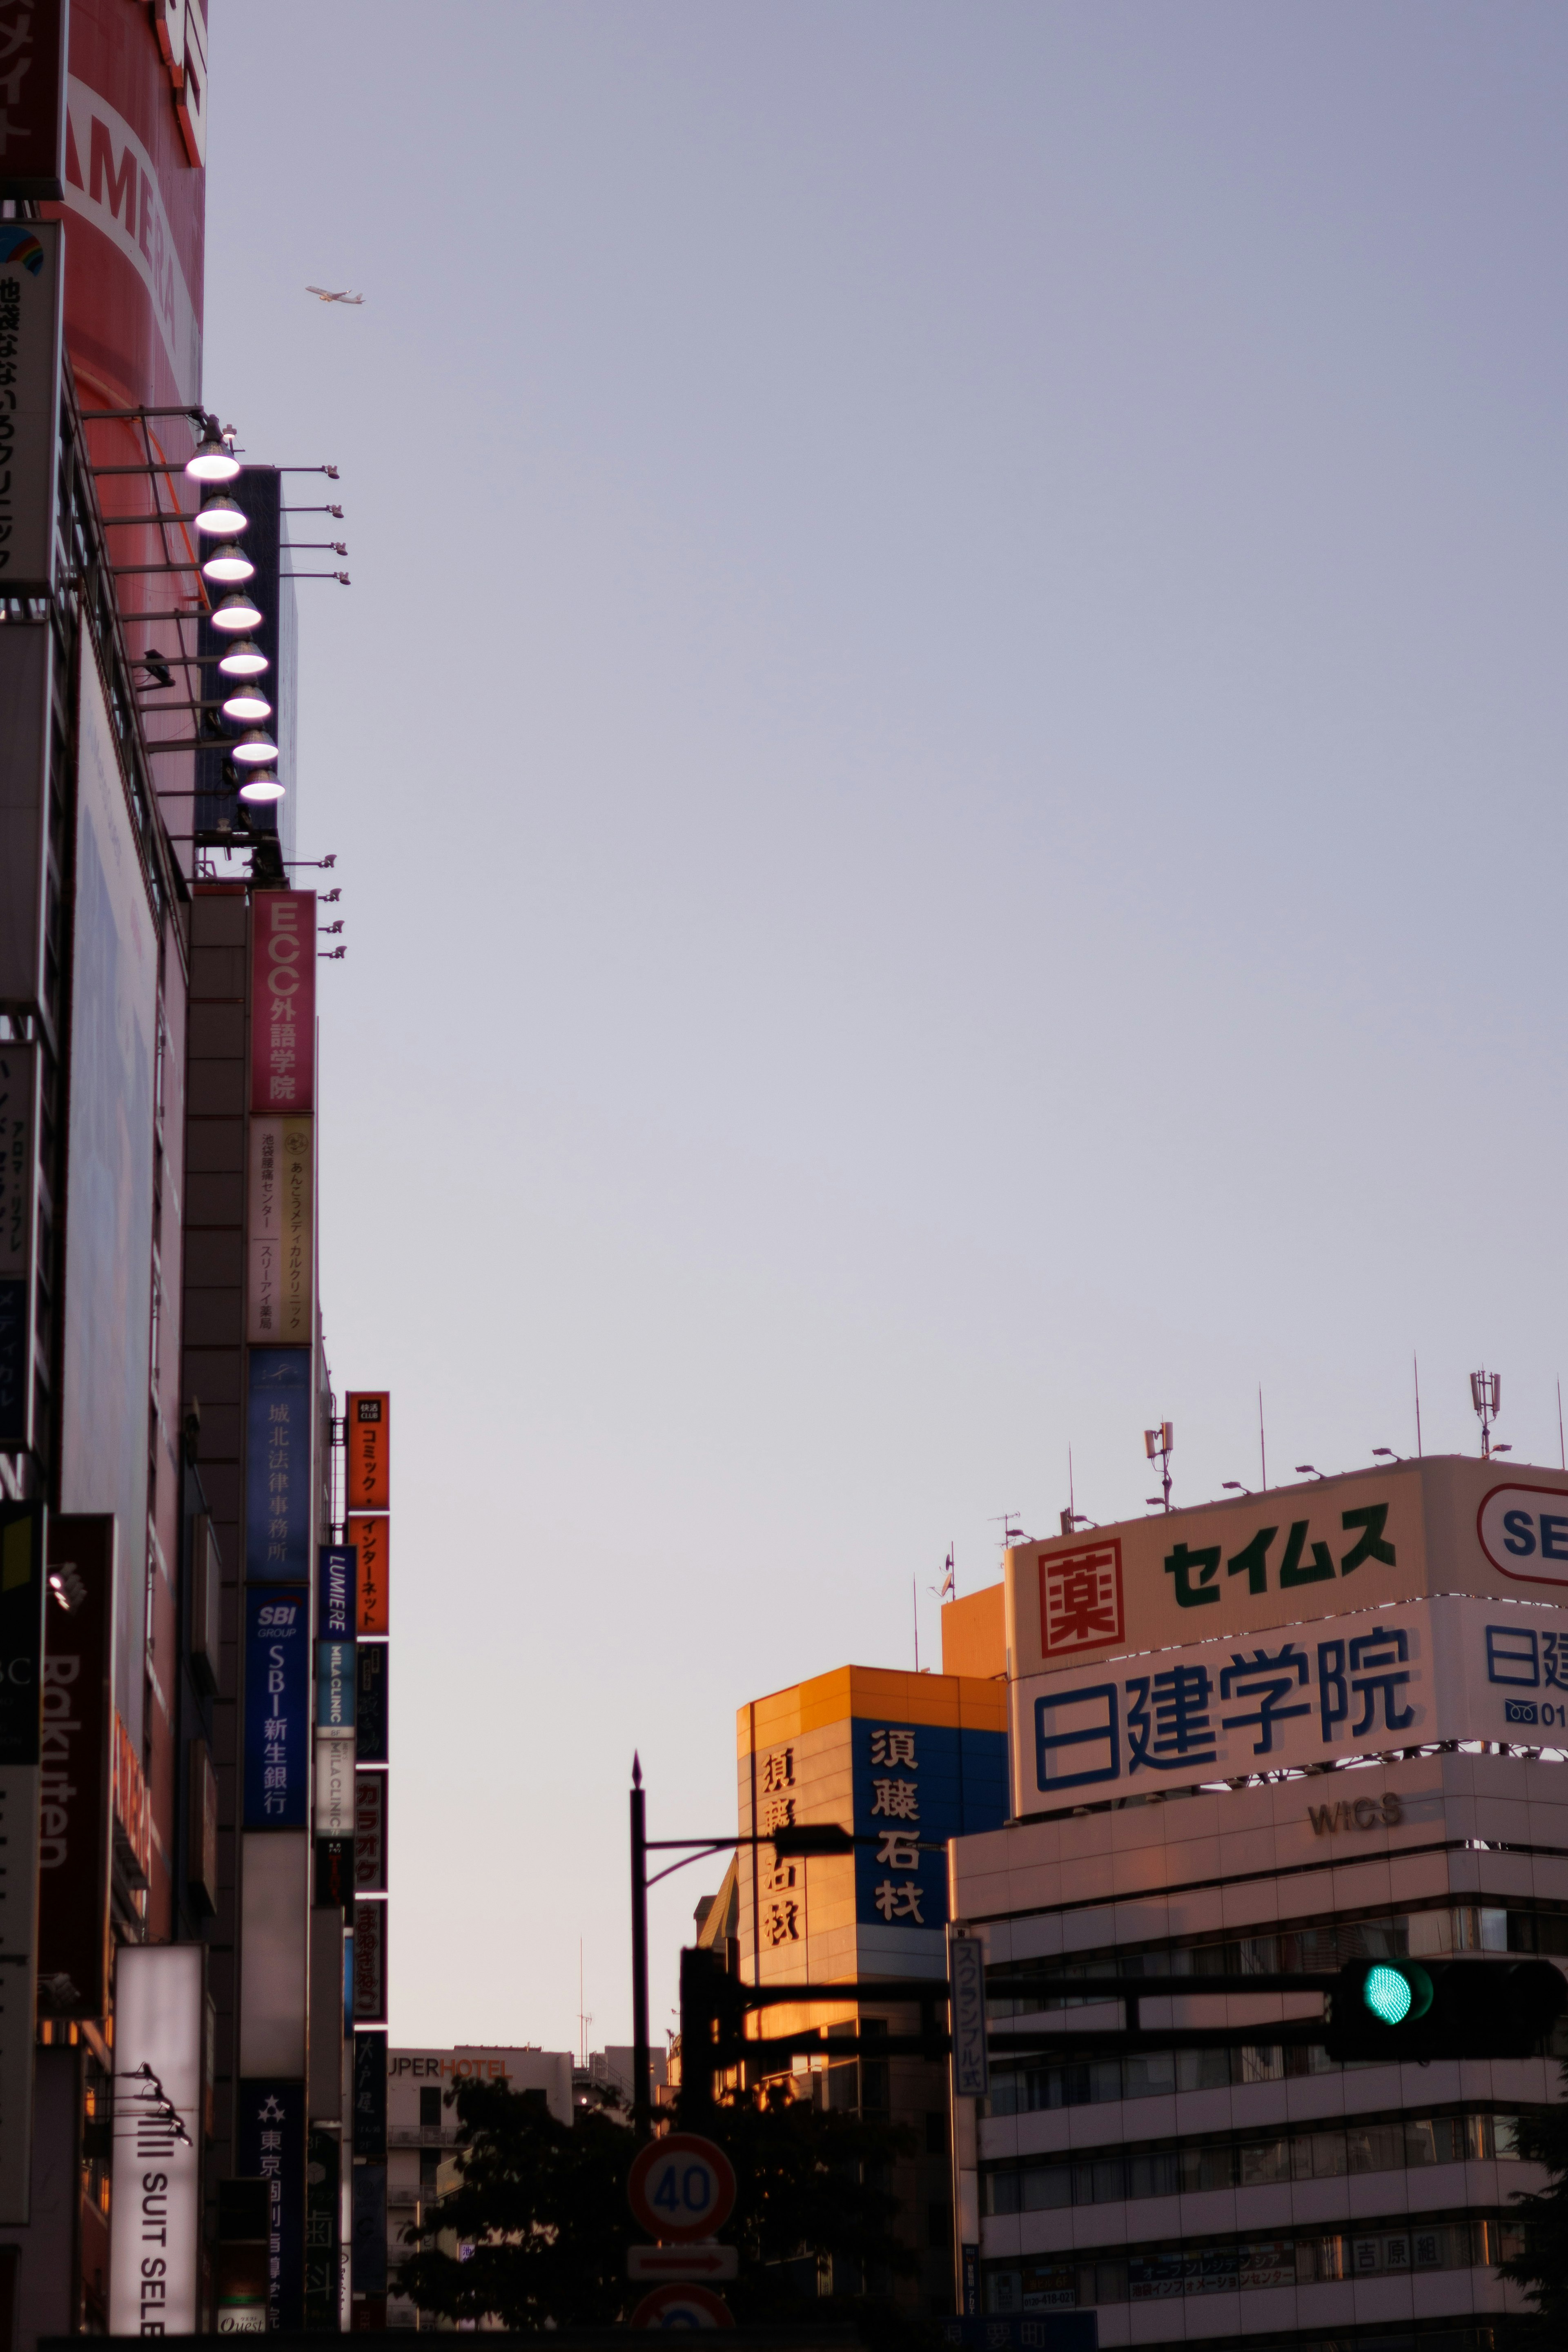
[250,892,315,1113]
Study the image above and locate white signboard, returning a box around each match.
[1011,1594,1568,1815]
[314,1729,354,1839]
[109,1944,204,2334]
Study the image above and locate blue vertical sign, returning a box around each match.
[318,1544,355,1640]
[244,1588,310,1827]
[246,1348,312,1580]
[851,1719,1008,1931]
[236,2079,306,2332]
[316,1640,355,1730]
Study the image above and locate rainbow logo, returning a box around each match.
[0,229,46,277]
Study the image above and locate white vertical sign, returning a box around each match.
[110,1944,204,2334]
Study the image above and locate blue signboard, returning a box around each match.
[318,1543,355,1640]
[236,2078,306,2332]
[850,1719,1008,1932]
[246,1348,312,1580]
[244,1587,310,1827]
[316,1639,355,1729]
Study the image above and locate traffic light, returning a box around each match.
[679,1946,749,2115]
[1324,1958,1566,2062]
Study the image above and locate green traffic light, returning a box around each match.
[1364,1965,1413,2025]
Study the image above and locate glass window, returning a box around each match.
[1236,2042,1285,2084]
[1345,2123,1403,2175]
[986,2268,1021,2314]
[1123,2050,1175,2099]
[1237,2138,1290,2188]
[1127,2149,1180,2201]
[1176,2047,1231,2093]
[985,2171,1020,2216]
[1495,2115,1522,2159]
[1022,2166,1071,2212]
[1404,2118,1437,2166]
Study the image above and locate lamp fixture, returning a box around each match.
[217,635,269,677]
[238,768,285,803]
[201,541,255,586]
[220,681,272,724]
[210,590,264,633]
[185,419,240,483]
[194,489,247,537]
[230,726,280,765]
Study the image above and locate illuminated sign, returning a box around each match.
[109,1945,203,2332]
[318,1544,354,1642]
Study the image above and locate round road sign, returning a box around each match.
[630,2283,735,2330]
[627,2132,737,2243]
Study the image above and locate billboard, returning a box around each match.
[354,1768,386,1894]
[0,220,62,588]
[353,1898,386,2023]
[345,1393,389,1510]
[108,1944,204,2334]
[245,1348,312,1580]
[314,1732,354,1842]
[848,1717,1007,1938]
[60,648,158,1749]
[0,1501,44,2223]
[235,2077,306,2333]
[247,1115,313,1344]
[38,1515,114,2017]
[250,891,315,1113]
[1005,1455,1568,1681]
[243,1589,309,1829]
[347,1512,388,1636]
[318,1543,354,1642]
[356,1642,387,1762]
[0,1041,40,1447]
[0,0,69,198]
[1011,1591,1568,1815]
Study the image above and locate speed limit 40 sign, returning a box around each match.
[627,2132,737,2243]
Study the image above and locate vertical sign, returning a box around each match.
[0,220,62,586]
[0,1042,38,1447]
[0,1500,43,2223]
[352,1900,386,2022]
[355,1644,387,1763]
[247,1117,314,1343]
[250,892,316,1113]
[245,1349,312,1579]
[236,2078,306,2332]
[354,1770,386,1894]
[314,1733,354,1842]
[38,1515,114,2017]
[344,1394,389,1510]
[318,1544,354,1642]
[243,1589,309,1828]
[352,2030,387,2154]
[346,1514,388,1636]
[108,1944,204,2332]
[304,2127,340,2329]
[0,2,68,198]
[948,1932,990,2098]
[351,2162,388,2294]
[0,625,53,1012]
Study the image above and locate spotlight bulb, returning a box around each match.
[194,489,247,537]
[209,591,263,633]
[230,727,280,765]
[220,683,272,724]
[201,542,255,586]
[237,770,285,803]
[185,421,240,483]
[216,635,269,677]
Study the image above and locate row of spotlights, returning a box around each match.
[185,421,289,807]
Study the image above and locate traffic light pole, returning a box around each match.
[630,1759,650,2142]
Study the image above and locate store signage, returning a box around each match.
[351,2162,387,2294]
[38,1515,114,2016]
[1309,1791,1404,1835]
[345,1392,389,1510]
[0,0,68,197]
[1012,1593,1568,1814]
[314,1835,350,1907]
[247,1117,313,1344]
[108,1944,204,2332]
[314,1733,354,1842]
[245,1349,312,1579]
[354,1768,386,1893]
[0,1044,38,1447]
[949,1934,989,2098]
[356,1642,388,1763]
[0,1500,43,2223]
[250,892,316,1114]
[235,2078,305,2332]
[347,1513,388,1636]
[353,1898,386,2022]
[1478,1483,1568,1587]
[318,1544,354,1641]
[315,1640,354,1730]
[0,221,62,587]
[0,627,53,1018]
[353,2030,387,2154]
[243,1590,309,1828]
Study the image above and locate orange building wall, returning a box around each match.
[940,1584,1005,1681]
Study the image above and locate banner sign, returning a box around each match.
[354,1768,386,1893]
[351,2161,388,2294]
[245,1349,312,1580]
[0,1042,38,1447]
[345,1392,389,1511]
[0,1,68,198]
[0,221,62,586]
[304,2127,340,2330]
[353,2029,387,2154]
[0,626,53,1017]
[250,892,315,1112]
[247,1116,313,1344]
[847,1718,1007,1935]
[318,1544,354,1641]
[315,1835,350,1908]
[315,1639,354,1731]
[1008,1457,1568,1681]
[353,1898,386,2022]
[109,1945,204,2332]
[235,2077,306,2332]
[949,1933,989,2098]
[38,1515,114,2016]
[347,1513,388,1636]
[243,1589,309,1828]
[356,1642,387,1763]
[1012,1593,1568,1814]
[314,1732,354,1841]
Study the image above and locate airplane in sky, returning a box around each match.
[306,286,364,305]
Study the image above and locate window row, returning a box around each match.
[984,1904,1568,2016]
[984,2215,1522,2312]
[986,2037,1336,2115]
[982,2110,1527,2214]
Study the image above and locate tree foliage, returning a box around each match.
[398,2076,925,2338]
[1498,2073,1568,2340]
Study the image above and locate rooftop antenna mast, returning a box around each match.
[1144,1421,1174,1512]
[1470,1369,1502,1461]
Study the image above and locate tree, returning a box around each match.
[1498,2075,1568,2341]
[398,2075,927,2339]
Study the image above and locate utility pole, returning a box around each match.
[630,1756,650,2143]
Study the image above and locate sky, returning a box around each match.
[204,3,1568,2061]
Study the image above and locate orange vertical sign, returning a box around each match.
[345,1392,390,1511]
[347,1514,389,1637]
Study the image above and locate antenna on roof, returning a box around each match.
[1470,1369,1502,1460]
[1144,1422,1174,1512]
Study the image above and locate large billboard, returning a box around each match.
[1011,1591,1568,1816]
[60,649,158,1751]
[1004,1454,1568,1681]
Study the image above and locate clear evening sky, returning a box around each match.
[205,4,1568,2059]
